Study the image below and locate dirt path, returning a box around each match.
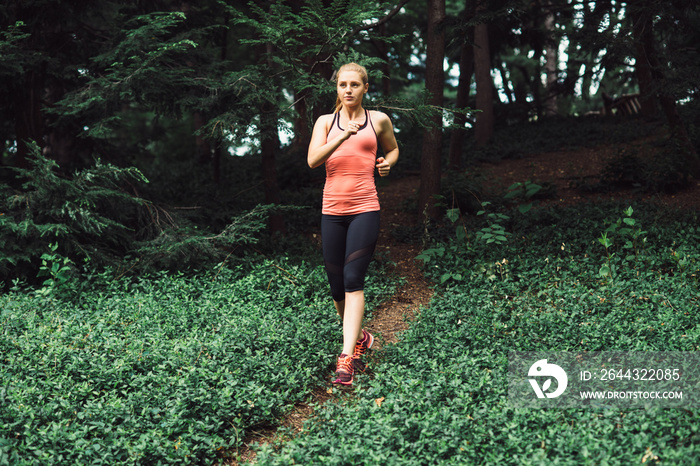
[229,152,700,463]
[229,175,433,465]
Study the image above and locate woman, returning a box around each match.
[308,62,399,386]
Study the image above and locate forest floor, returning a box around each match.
[231,143,700,465]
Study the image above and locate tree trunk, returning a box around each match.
[512,65,530,120]
[448,32,474,171]
[375,23,392,97]
[260,105,286,235]
[418,0,446,220]
[262,42,286,235]
[630,2,658,118]
[629,1,699,175]
[473,0,493,146]
[543,1,558,116]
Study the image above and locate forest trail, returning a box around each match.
[230,149,700,464]
[230,175,432,465]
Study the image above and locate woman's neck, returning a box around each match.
[342,106,365,121]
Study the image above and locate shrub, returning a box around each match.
[0,143,147,285]
[599,147,691,193]
[0,144,306,283]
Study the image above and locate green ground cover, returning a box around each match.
[0,259,396,465]
[253,201,700,465]
[2,198,698,465]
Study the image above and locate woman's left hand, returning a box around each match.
[376,157,391,177]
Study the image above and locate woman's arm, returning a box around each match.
[307,114,356,169]
[373,111,399,177]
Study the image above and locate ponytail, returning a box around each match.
[334,96,342,114]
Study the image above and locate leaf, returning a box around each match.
[446,208,460,223]
[518,203,533,214]
[455,227,466,241]
[415,253,431,263]
[525,183,542,198]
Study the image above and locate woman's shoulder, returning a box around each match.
[317,112,338,126]
[369,109,390,121]
[318,112,336,120]
[312,113,336,133]
[369,110,393,130]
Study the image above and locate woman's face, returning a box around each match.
[337,70,368,107]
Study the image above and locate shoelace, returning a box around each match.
[336,355,354,373]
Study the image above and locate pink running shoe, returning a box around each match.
[352,329,374,372]
[332,353,357,385]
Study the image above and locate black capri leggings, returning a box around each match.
[321,211,380,302]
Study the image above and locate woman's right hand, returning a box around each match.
[345,120,360,137]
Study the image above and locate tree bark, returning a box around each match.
[418,0,446,220]
[260,105,286,235]
[473,0,493,146]
[628,1,699,176]
[448,31,474,171]
[543,1,558,116]
[630,2,658,118]
[262,42,286,235]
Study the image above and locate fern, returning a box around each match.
[1,142,148,283]
[133,204,304,271]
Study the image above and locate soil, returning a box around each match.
[478,142,700,210]
[228,147,700,465]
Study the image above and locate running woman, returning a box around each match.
[308,62,399,386]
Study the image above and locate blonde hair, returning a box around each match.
[334,63,369,113]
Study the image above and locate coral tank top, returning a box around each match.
[322,109,380,215]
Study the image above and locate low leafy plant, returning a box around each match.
[597,206,648,281]
[503,180,546,213]
[475,201,511,245]
[35,242,77,296]
[254,200,700,465]
[597,230,615,281]
[0,256,399,465]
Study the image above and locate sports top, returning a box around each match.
[322,109,380,215]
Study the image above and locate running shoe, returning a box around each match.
[352,329,374,372]
[332,353,357,385]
